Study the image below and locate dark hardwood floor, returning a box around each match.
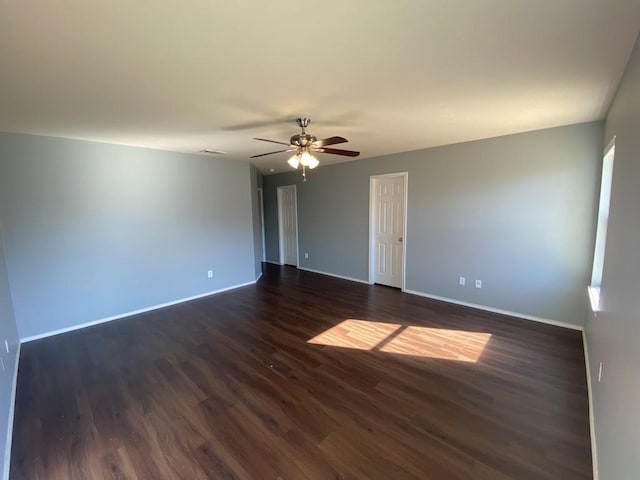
[10,264,592,479]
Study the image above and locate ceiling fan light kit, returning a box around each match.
[251,117,359,180]
[288,150,319,169]
[287,155,300,169]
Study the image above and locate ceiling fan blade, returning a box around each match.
[312,136,348,147]
[315,147,360,157]
[250,149,295,158]
[253,137,291,146]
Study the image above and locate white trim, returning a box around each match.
[291,266,583,332]
[590,140,615,287]
[603,135,616,155]
[297,267,369,285]
[403,289,583,331]
[255,272,263,282]
[20,280,258,343]
[368,176,375,284]
[583,330,599,480]
[277,186,285,265]
[3,342,20,480]
[265,260,283,266]
[587,286,601,313]
[294,186,300,268]
[368,172,409,289]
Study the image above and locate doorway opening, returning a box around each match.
[258,188,266,262]
[369,172,408,289]
[277,185,299,266]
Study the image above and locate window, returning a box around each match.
[589,138,615,311]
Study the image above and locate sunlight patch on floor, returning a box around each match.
[308,319,491,362]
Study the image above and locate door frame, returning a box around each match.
[277,185,299,266]
[368,172,408,290]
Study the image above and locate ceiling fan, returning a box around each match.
[251,117,359,180]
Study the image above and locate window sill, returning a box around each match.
[588,286,601,313]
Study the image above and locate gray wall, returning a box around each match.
[0,222,19,473]
[264,122,603,326]
[586,34,640,479]
[0,133,257,339]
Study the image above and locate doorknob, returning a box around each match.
[399,237,403,242]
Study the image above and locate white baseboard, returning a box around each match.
[20,279,258,343]
[255,272,263,282]
[403,289,583,331]
[290,268,582,331]
[3,342,21,480]
[297,267,370,285]
[265,260,282,266]
[582,330,599,480]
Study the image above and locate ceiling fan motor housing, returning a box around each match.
[290,133,317,147]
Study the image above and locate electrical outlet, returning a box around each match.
[598,362,603,382]
[475,279,482,289]
[207,270,213,278]
[4,339,8,354]
[459,276,465,286]
[304,252,309,259]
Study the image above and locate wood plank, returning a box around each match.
[10,264,592,479]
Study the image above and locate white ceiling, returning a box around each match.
[1,1,639,174]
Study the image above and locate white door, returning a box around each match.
[371,174,406,288]
[277,185,298,266]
